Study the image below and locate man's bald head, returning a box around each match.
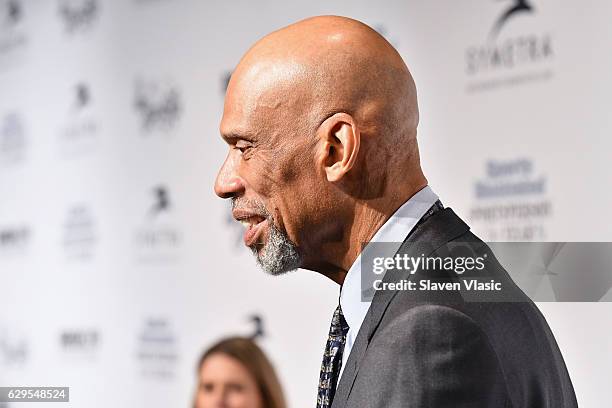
[216,16,427,280]
[224,16,420,174]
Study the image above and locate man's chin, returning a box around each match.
[249,225,302,276]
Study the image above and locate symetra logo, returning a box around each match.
[248,314,265,339]
[59,82,98,158]
[465,0,554,92]
[149,185,171,217]
[489,0,534,39]
[134,186,181,264]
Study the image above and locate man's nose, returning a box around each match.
[214,155,245,199]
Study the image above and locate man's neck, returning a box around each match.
[314,181,428,285]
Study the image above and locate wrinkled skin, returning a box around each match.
[215,15,427,284]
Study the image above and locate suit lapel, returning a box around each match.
[331,208,469,408]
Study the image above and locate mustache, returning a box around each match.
[230,197,271,219]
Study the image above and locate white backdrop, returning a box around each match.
[1,0,611,407]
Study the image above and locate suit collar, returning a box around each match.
[339,186,439,345]
[331,207,470,408]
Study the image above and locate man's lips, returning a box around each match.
[232,209,269,247]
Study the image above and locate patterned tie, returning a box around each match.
[315,199,443,407]
[316,304,349,408]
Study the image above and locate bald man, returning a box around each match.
[215,16,577,408]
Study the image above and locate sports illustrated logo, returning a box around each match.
[58,0,99,34]
[62,204,97,261]
[134,78,182,132]
[468,158,552,240]
[58,82,99,158]
[0,0,27,56]
[0,112,26,166]
[136,318,178,380]
[134,186,182,264]
[0,224,30,257]
[465,0,554,92]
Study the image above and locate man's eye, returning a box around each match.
[235,143,252,155]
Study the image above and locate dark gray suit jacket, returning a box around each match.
[331,208,578,408]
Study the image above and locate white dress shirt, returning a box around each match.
[337,185,439,381]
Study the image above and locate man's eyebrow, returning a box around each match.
[221,131,255,143]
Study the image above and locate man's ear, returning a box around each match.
[318,113,361,182]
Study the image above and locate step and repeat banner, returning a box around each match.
[1,0,610,407]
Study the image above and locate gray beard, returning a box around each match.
[251,222,301,276]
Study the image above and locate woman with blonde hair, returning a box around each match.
[193,337,286,408]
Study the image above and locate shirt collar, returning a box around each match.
[339,185,439,332]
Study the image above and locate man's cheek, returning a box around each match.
[244,155,283,193]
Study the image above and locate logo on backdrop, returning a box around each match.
[75,82,90,108]
[58,0,99,34]
[248,314,265,339]
[149,185,171,217]
[134,78,182,133]
[58,82,99,158]
[136,318,178,379]
[0,0,27,58]
[134,185,182,264]
[0,112,26,166]
[62,204,97,261]
[59,328,100,361]
[0,224,30,257]
[468,158,552,240]
[464,0,554,92]
[489,0,534,39]
[0,325,28,368]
